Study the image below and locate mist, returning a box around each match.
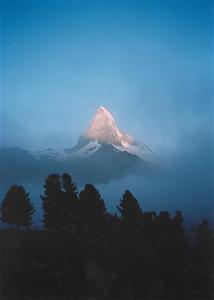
[1,0,213,228]
[0,129,213,229]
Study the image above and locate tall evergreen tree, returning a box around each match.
[192,220,214,297]
[62,173,78,204]
[41,174,63,230]
[194,219,213,245]
[117,191,143,239]
[61,173,79,229]
[1,185,34,229]
[117,190,142,223]
[79,184,106,233]
[170,211,187,294]
[174,211,185,243]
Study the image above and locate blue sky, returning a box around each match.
[1,0,213,154]
[1,0,214,225]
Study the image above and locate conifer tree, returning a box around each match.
[117,190,142,222]
[79,184,106,233]
[192,220,214,296]
[1,185,34,229]
[61,173,79,228]
[174,211,185,241]
[194,219,213,245]
[62,173,78,204]
[117,190,143,237]
[41,174,63,230]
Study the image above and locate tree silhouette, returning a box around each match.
[79,184,106,233]
[194,220,213,245]
[155,211,172,235]
[62,173,78,201]
[41,174,64,230]
[1,173,213,299]
[61,173,79,231]
[192,220,214,297]
[1,185,34,229]
[117,190,143,228]
[169,211,187,295]
[173,211,185,247]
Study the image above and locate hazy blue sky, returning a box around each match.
[1,0,214,226]
[1,0,213,155]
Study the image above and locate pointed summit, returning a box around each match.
[36,105,160,169]
[83,106,135,146]
[98,106,114,117]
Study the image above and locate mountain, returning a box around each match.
[38,106,159,164]
[0,107,160,183]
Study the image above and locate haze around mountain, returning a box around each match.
[1,0,213,226]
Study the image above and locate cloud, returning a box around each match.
[99,130,214,226]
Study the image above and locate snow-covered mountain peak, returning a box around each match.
[97,106,114,120]
[36,106,160,166]
[83,106,135,146]
[86,106,117,135]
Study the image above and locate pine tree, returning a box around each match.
[155,211,173,243]
[192,220,214,297]
[1,185,34,229]
[61,173,79,229]
[171,211,187,293]
[62,173,78,204]
[41,174,63,230]
[117,190,143,238]
[174,211,185,242]
[79,184,106,233]
[194,219,213,245]
[117,190,142,222]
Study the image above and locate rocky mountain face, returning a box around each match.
[83,106,135,146]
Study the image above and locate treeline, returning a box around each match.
[0,173,214,300]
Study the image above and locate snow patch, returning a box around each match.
[59,140,101,160]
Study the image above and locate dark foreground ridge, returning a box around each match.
[0,173,213,300]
